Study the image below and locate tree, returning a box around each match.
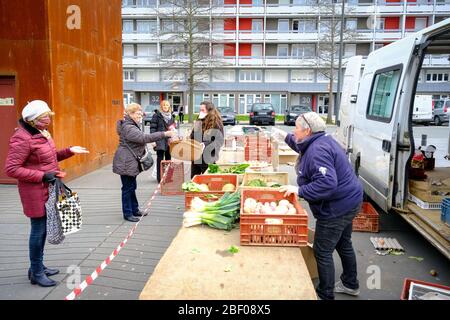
[316,0,359,124]
[158,0,230,123]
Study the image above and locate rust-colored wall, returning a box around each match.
[0,0,123,182]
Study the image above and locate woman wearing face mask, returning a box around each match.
[113,103,175,222]
[4,100,89,287]
[150,100,175,183]
[190,101,224,178]
[271,112,363,301]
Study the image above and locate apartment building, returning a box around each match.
[122,0,450,115]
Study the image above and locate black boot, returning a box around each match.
[28,267,60,280]
[30,272,57,287]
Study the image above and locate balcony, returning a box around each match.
[265,4,318,15]
[265,56,317,67]
[122,5,158,17]
[423,54,450,66]
[355,29,402,41]
[123,32,159,42]
[123,55,160,67]
[265,30,319,41]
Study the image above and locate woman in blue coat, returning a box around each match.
[272,112,363,300]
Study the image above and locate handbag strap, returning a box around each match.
[53,178,72,199]
[123,140,140,160]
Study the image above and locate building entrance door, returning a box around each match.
[0,77,17,184]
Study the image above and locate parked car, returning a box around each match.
[432,99,450,125]
[143,105,157,126]
[217,106,237,126]
[249,103,275,126]
[284,105,312,125]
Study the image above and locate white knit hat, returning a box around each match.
[22,100,52,121]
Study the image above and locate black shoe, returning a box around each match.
[124,216,140,222]
[28,267,60,280]
[30,272,57,287]
[133,210,148,217]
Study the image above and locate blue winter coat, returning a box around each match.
[285,132,363,220]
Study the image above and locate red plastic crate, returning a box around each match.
[352,202,379,232]
[240,188,308,247]
[400,278,450,300]
[185,174,239,209]
[160,161,184,196]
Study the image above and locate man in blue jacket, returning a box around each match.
[272,112,363,300]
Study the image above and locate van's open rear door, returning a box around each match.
[335,55,363,152]
[352,35,419,212]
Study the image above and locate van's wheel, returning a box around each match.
[434,116,442,126]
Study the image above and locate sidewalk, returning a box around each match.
[0,164,185,300]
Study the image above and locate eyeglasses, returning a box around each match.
[301,114,311,129]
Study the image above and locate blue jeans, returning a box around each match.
[29,216,47,275]
[313,204,361,300]
[120,175,139,218]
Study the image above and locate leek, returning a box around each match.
[183,192,241,231]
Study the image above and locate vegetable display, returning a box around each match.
[246,179,282,188]
[182,182,209,192]
[243,198,297,215]
[207,163,250,174]
[183,192,241,230]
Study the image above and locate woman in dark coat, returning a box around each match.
[4,100,89,287]
[150,100,175,183]
[190,101,224,178]
[113,103,175,222]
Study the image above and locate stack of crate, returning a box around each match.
[244,134,272,162]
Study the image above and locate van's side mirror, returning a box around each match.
[350,95,357,104]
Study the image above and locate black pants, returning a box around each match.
[179,113,184,124]
[313,204,361,300]
[157,150,171,183]
[191,162,208,179]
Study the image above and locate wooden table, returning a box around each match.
[139,226,317,300]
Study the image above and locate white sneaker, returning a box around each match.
[334,281,360,296]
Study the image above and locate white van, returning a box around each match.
[336,19,450,260]
[412,94,433,124]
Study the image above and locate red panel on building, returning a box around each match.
[239,44,252,56]
[385,0,401,2]
[224,44,236,56]
[239,18,252,30]
[312,95,317,112]
[405,17,416,30]
[224,0,237,4]
[385,17,400,30]
[224,18,236,30]
[240,0,252,4]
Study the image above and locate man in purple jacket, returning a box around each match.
[272,112,363,300]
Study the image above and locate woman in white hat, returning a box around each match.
[4,100,89,287]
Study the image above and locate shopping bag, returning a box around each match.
[45,182,65,245]
[55,179,82,235]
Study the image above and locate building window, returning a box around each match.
[239,70,262,82]
[122,0,134,8]
[136,69,159,82]
[212,69,235,82]
[292,44,315,58]
[194,72,210,82]
[161,45,185,58]
[161,20,185,33]
[291,69,314,82]
[426,71,449,82]
[136,0,156,7]
[292,19,316,33]
[367,68,401,121]
[123,70,135,81]
[264,94,271,103]
[162,70,185,82]
[123,44,134,57]
[265,70,288,83]
[137,44,157,57]
[213,19,224,32]
[252,19,263,32]
[277,45,289,57]
[344,44,356,58]
[122,20,134,33]
[136,20,157,33]
[278,19,289,32]
[317,70,337,83]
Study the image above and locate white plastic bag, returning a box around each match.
[151,163,157,180]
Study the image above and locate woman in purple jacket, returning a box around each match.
[272,112,363,301]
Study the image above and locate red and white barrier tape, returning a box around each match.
[64,165,170,300]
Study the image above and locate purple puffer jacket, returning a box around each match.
[285,132,363,220]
